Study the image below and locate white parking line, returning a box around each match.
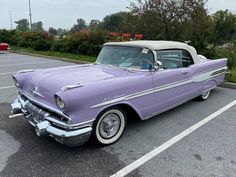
[0,61,60,67]
[0,85,15,90]
[111,100,236,177]
[0,72,15,75]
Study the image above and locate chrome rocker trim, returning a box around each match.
[10,95,92,146]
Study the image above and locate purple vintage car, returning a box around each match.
[10,41,228,146]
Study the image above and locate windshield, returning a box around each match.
[96,46,155,70]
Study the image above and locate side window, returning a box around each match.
[182,50,194,67]
[158,50,182,69]
[138,50,155,69]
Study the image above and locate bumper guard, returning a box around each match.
[10,95,92,146]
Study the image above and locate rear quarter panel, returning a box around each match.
[188,58,227,97]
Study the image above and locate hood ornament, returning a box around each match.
[30,86,44,98]
[61,83,84,91]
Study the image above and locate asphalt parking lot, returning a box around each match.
[0,52,236,177]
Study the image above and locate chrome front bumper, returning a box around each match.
[10,94,92,146]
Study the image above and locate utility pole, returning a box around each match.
[9,10,13,29]
[28,0,32,30]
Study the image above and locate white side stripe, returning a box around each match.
[111,100,236,177]
[91,67,227,108]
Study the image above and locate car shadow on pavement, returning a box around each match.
[0,103,142,177]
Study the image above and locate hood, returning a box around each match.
[31,64,133,89]
[19,64,140,106]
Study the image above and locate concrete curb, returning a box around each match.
[220,82,236,89]
[10,50,92,64]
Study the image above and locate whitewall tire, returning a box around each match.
[92,107,126,145]
[198,90,211,101]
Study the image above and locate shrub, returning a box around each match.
[51,38,70,53]
[14,31,54,49]
[32,39,52,51]
[51,30,108,56]
[214,44,236,69]
[0,29,17,45]
[203,43,236,69]
[76,30,107,56]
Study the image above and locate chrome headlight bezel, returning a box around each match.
[12,76,19,88]
[55,95,66,110]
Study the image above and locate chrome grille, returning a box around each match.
[25,102,48,121]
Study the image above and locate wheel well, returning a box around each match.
[114,104,141,122]
[96,104,141,122]
[201,79,217,93]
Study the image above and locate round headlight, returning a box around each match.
[55,96,65,109]
[12,76,19,88]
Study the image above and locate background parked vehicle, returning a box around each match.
[0,43,10,51]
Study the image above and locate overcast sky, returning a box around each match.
[1,0,236,30]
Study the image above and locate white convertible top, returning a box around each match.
[104,40,200,64]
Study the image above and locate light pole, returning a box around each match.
[9,10,13,29]
[28,0,32,30]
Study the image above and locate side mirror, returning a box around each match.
[154,61,162,70]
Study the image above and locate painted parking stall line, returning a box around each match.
[0,85,15,90]
[111,100,236,177]
[0,72,15,75]
[0,61,60,67]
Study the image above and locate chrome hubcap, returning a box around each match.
[99,113,120,139]
[202,90,210,98]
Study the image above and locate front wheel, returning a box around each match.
[92,107,126,145]
[197,90,211,101]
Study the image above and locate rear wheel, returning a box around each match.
[92,107,126,145]
[197,90,211,101]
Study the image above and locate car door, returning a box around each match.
[150,49,194,116]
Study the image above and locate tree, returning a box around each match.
[70,18,86,32]
[89,19,101,29]
[32,21,44,32]
[15,19,29,31]
[187,4,213,51]
[128,0,209,40]
[57,28,68,36]
[212,10,236,44]
[49,27,57,35]
[101,12,128,31]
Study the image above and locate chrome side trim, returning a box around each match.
[90,66,227,108]
[90,88,154,108]
[192,67,227,83]
[210,68,227,76]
